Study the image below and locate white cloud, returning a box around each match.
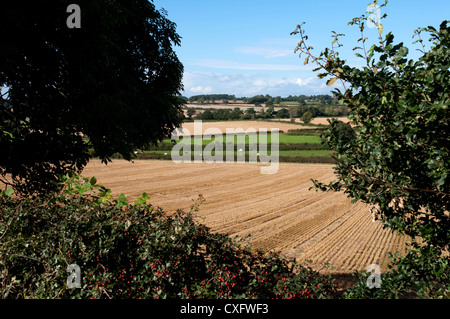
[252,77,314,89]
[190,59,309,71]
[295,77,314,86]
[182,71,330,97]
[190,85,213,93]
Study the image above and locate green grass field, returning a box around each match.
[139,131,332,163]
[164,134,321,145]
[143,149,330,157]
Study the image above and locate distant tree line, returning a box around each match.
[185,107,274,121]
[289,104,350,118]
[242,94,338,106]
[187,94,236,103]
[184,104,349,123]
[186,94,340,106]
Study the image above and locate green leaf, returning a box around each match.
[115,193,128,207]
[394,46,409,60]
[89,176,97,186]
[3,188,14,197]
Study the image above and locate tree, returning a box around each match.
[186,107,196,119]
[229,107,243,120]
[293,1,449,297]
[257,108,267,119]
[245,107,256,115]
[274,96,282,105]
[213,109,231,121]
[199,110,214,120]
[265,105,275,118]
[335,121,355,144]
[244,107,256,119]
[275,108,290,119]
[289,105,308,118]
[300,111,313,124]
[324,106,338,117]
[248,95,269,105]
[0,1,184,195]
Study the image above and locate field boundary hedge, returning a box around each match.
[0,175,338,299]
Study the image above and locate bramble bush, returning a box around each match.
[0,173,337,299]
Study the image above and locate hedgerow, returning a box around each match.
[292,0,449,300]
[0,174,337,299]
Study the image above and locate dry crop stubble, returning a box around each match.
[82,159,410,274]
[177,120,308,136]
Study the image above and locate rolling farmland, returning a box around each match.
[138,120,334,163]
[82,159,410,275]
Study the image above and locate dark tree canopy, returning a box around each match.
[0,0,184,195]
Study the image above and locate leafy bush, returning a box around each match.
[344,244,449,299]
[300,111,313,124]
[292,1,449,299]
[0,174,337,299]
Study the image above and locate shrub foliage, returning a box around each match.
[0,175,336,299]
[292,0,449,298]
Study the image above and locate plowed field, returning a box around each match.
[82,159,409,274]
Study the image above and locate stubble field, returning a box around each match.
[82,159,410,275]
[176,120,308,136]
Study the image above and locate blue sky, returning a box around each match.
[155,0,449,98]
